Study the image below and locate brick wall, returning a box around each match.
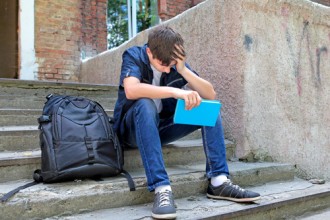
[81,0,107,59]
[158,0,205,21]
[35,0,107,81]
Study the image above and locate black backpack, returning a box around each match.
[1,94,135,202]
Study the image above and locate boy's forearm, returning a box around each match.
[125,82,179,100]
[179,67,216,100]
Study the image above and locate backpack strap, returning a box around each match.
[1,170,43,203]
[121,170,136,191]
[1,169,135,203]
[1,181,39,203]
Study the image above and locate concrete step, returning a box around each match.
[0,79,117,95]
[0,125,202,152]
[0,126,39,151]
[0,79,118,109]
[297,207,330,220]
[0,162,295,220]
[46,178,330,220]
[0,96,117,110]
[0,139,235,183]
[0,109,114,126]
[0,109,41,126]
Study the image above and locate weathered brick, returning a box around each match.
[35,0,107,81]
[158,0,204,21]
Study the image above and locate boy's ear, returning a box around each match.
[146,47,153,59]
[146,47,151,55]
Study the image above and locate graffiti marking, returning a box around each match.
[244,35,253,52]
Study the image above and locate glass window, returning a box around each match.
[107,0,159,49]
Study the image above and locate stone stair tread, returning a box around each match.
[0,139,232,168]
[0,150,40,161]
[0,161,295,220]
[0,125,38,132]
[0,162,204,194]
[0,109,41,112]
[0,139,204,168]
[1,138,234,183]
[51,178,330,220]
[0,108,113,112]
[297,208,330,220]
[0,79,118,110]
[0,109,114,127]
[0,78,115,88]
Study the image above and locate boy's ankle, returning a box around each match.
[155,185,172,194]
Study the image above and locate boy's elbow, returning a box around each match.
[124,87,137,100]
[126,94,135,100]
[210,90,216,100]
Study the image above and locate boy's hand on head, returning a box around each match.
[173,45,187,74]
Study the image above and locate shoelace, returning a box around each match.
[158,190,172,207]
[226,180,245,192]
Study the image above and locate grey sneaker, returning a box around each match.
[207,180,260,202]
[152,190,177,219]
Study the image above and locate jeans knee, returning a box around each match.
[134,98,158,120]
[135,98,157,112]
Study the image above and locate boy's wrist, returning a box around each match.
[178,66,193,78]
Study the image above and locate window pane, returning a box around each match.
[107,0,129,49]
[136,0,159,32]
[107,0,159,49]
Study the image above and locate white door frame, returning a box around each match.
[19,0,37,80]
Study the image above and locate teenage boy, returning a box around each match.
[113,25,260,219]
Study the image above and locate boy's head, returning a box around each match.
[147,25,185,67]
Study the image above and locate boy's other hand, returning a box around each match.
[175,89,202,110]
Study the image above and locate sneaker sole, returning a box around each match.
[151,212,177,219]
[207,193,261,203]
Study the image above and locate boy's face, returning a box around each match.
[146,48,177,73]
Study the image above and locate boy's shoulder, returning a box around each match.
[124,44,149,64]
[126,44,147,55]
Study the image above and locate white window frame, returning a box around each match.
[127,0,138,39]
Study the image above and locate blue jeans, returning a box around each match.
[118,98,229,191]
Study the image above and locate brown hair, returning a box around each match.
[147,25,185,66]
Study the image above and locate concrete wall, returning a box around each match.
[80,0,330,180]
[241,0,330,180]
[312,0,330,6]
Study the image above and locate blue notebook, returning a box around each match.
[173,99,221,127]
